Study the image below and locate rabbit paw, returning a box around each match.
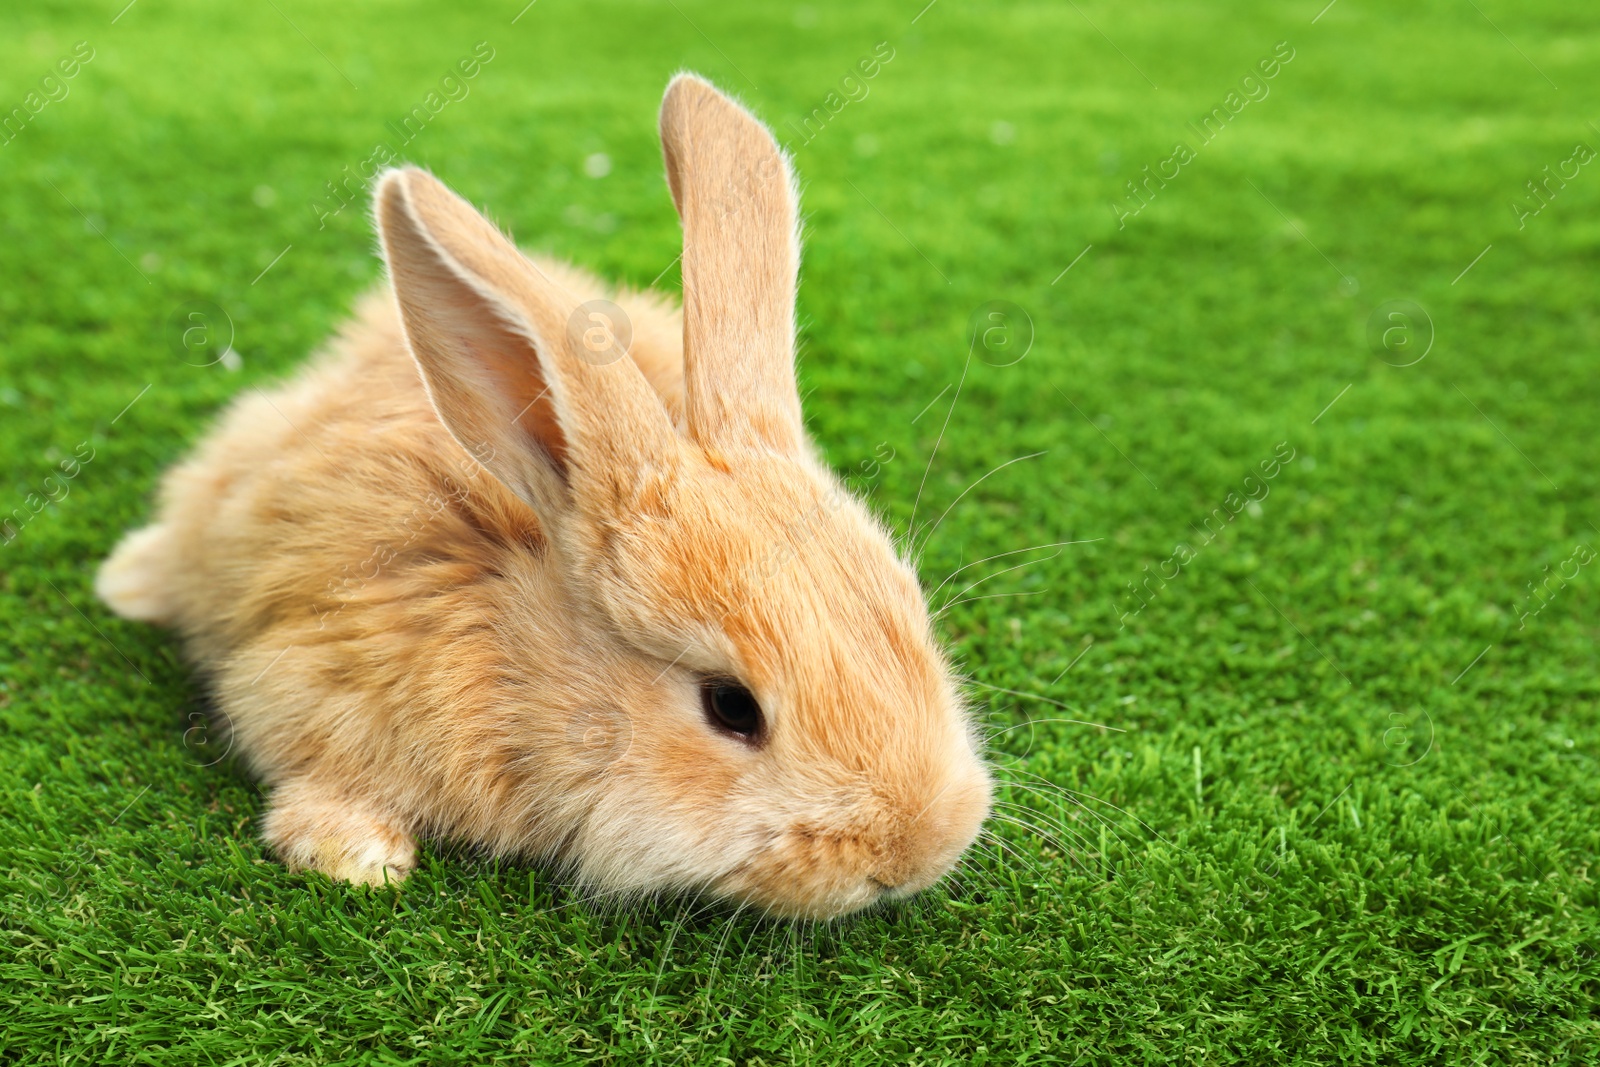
[262,779,416,886]
[96,524,177,623]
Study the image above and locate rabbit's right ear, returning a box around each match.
[376,167,679,521]
[660,74,805,458]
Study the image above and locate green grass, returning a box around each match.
[2,0,1598,1062]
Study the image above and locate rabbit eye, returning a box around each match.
[701,680,763,740]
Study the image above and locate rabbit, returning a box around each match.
[96,73,992,920]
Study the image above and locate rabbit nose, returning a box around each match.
[867,834,942,895]
[872,770,991,891]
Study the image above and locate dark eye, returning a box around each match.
[701,679,763,739]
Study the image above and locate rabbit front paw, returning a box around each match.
[261,778,416,886]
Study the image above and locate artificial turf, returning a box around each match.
[2,0,1597,1063]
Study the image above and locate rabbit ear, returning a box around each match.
[376,167,679,520]
[660,73,805,457]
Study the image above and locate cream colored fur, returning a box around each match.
[97,74,990,919]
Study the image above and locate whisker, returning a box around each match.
[1047,637,1095,687]
[988,767,1183,877]
[945,855,1007,903]
[934,863,985,908]
[984,716,1113,742]
[938,588,1049,617]
[677,891,730,932]
[937,549,1062,613]
[966,679,1123,732]
[915,450,1047,555]
[993,771,1137,853]
[979,825,1056,885]
[991,800,1102,863]
[962,839,1024,895]
[972,825,1049,876]
[907,339,977,543]
[984,715,1112,760]
[998,765,1172,847]
[923,539,1103,606]
[755,906,787,971]
[640,897,690,1049]
[963,836,1004,868]
[987,818,1095,883]
[704,900,750,1000]
[990,807,1094,863]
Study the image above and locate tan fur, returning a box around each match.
[97,74,990,919]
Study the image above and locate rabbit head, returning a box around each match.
[375,74,990,919]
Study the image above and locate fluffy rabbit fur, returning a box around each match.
[97,74,991,919]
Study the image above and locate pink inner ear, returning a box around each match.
[381,168,574,490]
[381,164,683,518]
[459,331,569,479]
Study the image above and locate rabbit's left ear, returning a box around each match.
[376,167,680,523]
[660,74,804,458]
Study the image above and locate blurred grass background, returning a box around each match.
[1,0,1597,1063]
